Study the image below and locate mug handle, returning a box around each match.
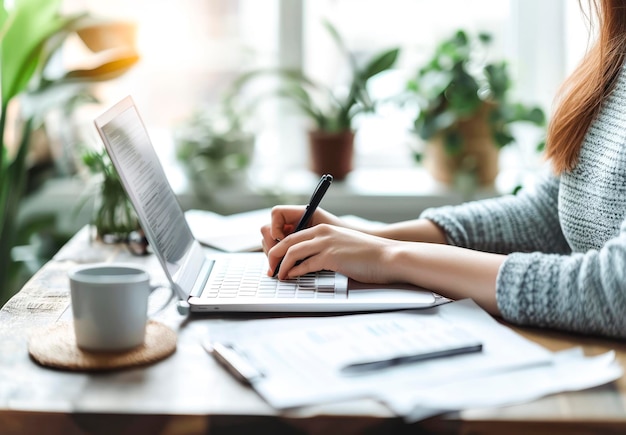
[148,284,176,316]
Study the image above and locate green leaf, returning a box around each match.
[443,131,462,155]
[484,62,510,100]
[536,139,546,152]
[34,13,89,83]
[0,3,10,40]
[445,69,481,116]
[478,32,492,45]
[417,110,456,140]
[1,0,72,106]
[493,129,515,148]
[275,87,325,128]
[406,79,418,92]
[453,30,469,48]
[521,106,546,125]
[502,103,546,126]
[359,48,399,81]
[283,82,314,107]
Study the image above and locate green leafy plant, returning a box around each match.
[0,0,139,302]
[174,93,255,191]
[234,20,400,133]
[407,29,546,157]
[81,148,138,241]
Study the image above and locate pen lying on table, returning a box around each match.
[340,342,483,375]
[272,174,333,277]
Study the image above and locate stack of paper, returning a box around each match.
[204,299,622,418]
[387,347,621,422]
[185,208,271,252]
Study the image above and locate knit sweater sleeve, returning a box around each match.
[496,218,626,338]
[419,173,626,338]
[419,172,571,255]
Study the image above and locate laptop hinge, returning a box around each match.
[189,259,215,298]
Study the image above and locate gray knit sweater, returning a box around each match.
[420,70,626,339]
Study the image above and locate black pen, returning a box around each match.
[340,342,483,375]
[272,174,333,277]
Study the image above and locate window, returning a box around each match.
[302,0,515,169]
[67,0,588,182]
[65,0,279,126]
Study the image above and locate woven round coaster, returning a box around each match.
[28,320,177,372]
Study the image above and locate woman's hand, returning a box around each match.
[266,223,402,283]
[260,206,502,315]
[260,206,344,256]
[261,208,502,315]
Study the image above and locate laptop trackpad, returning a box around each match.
[347,280,436,303]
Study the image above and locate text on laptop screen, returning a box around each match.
[100,104,194,279]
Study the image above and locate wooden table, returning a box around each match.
[1,227,625,435]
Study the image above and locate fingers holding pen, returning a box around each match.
[267,225,333,279]
[266,205,337,242]
[262,205,315,267]
[260,225,278,255]
[260,208,297,257]
[265,232,292,278]
[269,205,304,240]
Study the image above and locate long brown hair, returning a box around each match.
[545,0,626,173]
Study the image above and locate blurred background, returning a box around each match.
[1,0,591,304]
[70,0,586,168]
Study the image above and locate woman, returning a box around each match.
[261,0,626,339]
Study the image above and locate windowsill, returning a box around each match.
[158,126,539,222]
[19,126,539,239]
[174,165,520,223]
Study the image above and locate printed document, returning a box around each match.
[205,299,555,409]
[386,347,622,422]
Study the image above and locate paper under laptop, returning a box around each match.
[185,208,385,253]
[94,95,438,313]
[184,208,271,252]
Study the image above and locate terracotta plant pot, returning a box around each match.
[307,130,355,181]
[424,103,500,186]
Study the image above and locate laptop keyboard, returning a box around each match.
[202,257,340,299]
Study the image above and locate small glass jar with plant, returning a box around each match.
[406,30,546,187]
[81,148,140,244]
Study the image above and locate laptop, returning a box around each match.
[94,96,438,313]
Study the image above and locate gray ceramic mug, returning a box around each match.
[68,263,172,352]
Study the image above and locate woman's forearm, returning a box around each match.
[368,218,448,244]
[387,241,504,315]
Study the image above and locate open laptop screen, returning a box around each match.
[95,96,195,289]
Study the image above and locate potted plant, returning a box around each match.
[407,30,546,187]
[0,0,139,301]
[234,20,399,180]
[174,89,255,197]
